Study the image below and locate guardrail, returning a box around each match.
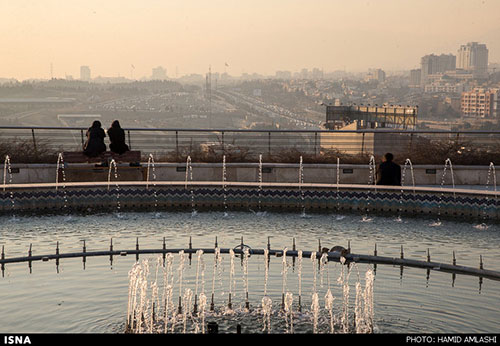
[1,126,500,161]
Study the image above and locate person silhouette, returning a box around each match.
[107,120,130,155]
[376,153,401,186]
[83,120,106,157]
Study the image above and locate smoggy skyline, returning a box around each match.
[1,0,499,80]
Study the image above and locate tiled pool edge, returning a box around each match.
[1,183,498,221]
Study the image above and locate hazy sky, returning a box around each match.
[1,0,499,80]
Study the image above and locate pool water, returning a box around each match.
[0,210,499,333]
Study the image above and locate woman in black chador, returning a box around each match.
[83,120,106,157]
[107,120,130,155]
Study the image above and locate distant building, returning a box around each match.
[311,68,324,80]
[324,104,417,130]
[420,54,456,86]
[409,69,421,88]
[151,66,167,80]
[488,62,500,74]
[275,70,292,79]
[444,96,462,114]
[424,81,468,94]
[80,66,91,81]
[461,88,499,118]
[321,104,421,157]
[457,42,489,78]
[366,69,386,83]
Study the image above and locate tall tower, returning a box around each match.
[80,66,91,81]
[457,42,488,78]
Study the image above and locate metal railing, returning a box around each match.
[1,125,500,160]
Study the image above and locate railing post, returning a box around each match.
[268,132,271,155]
[361,132,365,155]
[314,131,318,156]
[31,128,37,152]
[175,131,179,156]
[221,131,225,153]
[80,129,85,148]
[127,130,132,150]
[409,133,414,154]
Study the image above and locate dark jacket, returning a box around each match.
[377,161,401,186]
[83,123,106,157]
[107,121,129,155]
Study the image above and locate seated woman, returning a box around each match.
[83,120,106,157]
[107,120,130,155]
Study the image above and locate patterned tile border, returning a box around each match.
[0,182,498,221]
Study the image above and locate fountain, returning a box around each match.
[441,158,456,193]
[1,151,500,334]
[210,245,222,311]
[222,155,228,216]
[242,247,250,311]
[475,162,497,230]
[353,267,374,333]
[250,154,267,216]
[185,156,196,216]
[55,153,65,191]
[55,153,69,211]
[3,155,11,191]
[2,155,14,213]
[298,156,309,218]
[261,248,272,333]
[124,242,379,334]
[431,158,456,226]
[362,155,377,222]
[334,157,346,220]
[146,154,158,212]
[280,247,288,310]
[486,162,497,195]
[297,250,303,312]
[227,249,236,312]
[397,158,416,221]
[107,159,121,214]
[402,158,416,193]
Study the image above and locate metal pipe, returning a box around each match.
[1,246,499,281]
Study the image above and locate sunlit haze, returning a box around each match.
[1,0,499,80]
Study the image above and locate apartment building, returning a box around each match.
[461,88,499,118]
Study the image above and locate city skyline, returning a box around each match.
[1,0,499,80]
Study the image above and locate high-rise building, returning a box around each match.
[151,66,167,80]
[80,66,91,81]
[420,54,456,85]
[461,88,499,118]
[457,42,489,78]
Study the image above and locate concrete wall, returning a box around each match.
[2,162,498,187]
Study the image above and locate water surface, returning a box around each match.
[0,210,498,333]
